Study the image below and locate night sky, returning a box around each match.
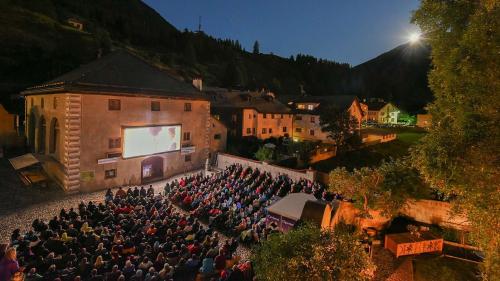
[143,0,421,66]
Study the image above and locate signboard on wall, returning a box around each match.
[80,171,95,182]
[181,146,196,155]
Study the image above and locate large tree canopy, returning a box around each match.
[252,224,375,281]
[411,0,499,278]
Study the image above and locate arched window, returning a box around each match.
[41,98,44,109]
[49,118,59,154]
[38,116,46,154]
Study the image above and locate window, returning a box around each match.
[232,114,237,122]
[295,115,302,121]
[41,98,44,109]
[269,128,273,134]
[310,116,315,123]
[105,169,117,179]
[281,114,284,119]
[214,134,221,140]
[151,101,160,111]
[53,97,57,109]
[283,127,287,132]
[271,114,275,119]
[307,104,314,110]
[248,114,252,119]
[252,128,256,134]
[297,104,305,109]
[183,132,191,141]
[262,128,267,134]
[30,98,34,108]
[246,128,251,134]
[109,138,121,149]
[185,155,191,162]
[295,127,302,133]
[184,103,192,111]
[213,114,220,120]
[263,114,267,119]
[309,129,315,136]
[108,99,121,110]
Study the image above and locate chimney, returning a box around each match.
[192,78,203,91]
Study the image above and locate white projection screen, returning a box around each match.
[122,125,181,158]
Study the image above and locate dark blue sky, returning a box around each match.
[143,0,420,66]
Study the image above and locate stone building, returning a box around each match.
[208,89,293,140]
[281,95,364,143]
[23,51,225,193]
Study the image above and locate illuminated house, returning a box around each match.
[362,101,400,124]
[281,95,363,143]
[23,51,226,193]
[207,89,293,139]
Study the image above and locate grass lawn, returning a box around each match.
[413,256,480,281]
[313,127,426,172]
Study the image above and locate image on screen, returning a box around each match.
[122,125,181,158]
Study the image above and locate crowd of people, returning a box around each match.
[0,185,253,281]
[0,164,333,280]
[167,164,332,243]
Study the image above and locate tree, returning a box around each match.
[252,224,375,281]
[329,167,382,217]
[253,40,260,54]
[183,41,197,65]
[254,146,274,162]
[412,1,499,278]
[329,160,427,217]
[319,105,360,152]
[286,140,320,168]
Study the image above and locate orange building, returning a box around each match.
[23,51,226,193]
[0,102,23,149]
[281,95,364,143]
[208,89,293,140]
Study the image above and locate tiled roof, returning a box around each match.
[207,89,291,114]
[279,95,359,114]
[22,50,205,100]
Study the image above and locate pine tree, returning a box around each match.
[253,40,260,54]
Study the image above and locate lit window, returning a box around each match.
[307,104,314,110]
[105,169,117,179]
[109,138,121,149]
[246,128,251,134]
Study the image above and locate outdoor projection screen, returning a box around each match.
[122,125,181,158]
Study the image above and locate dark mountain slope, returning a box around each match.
[342,43,433,112]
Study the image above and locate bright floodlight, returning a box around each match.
[408,32,421,44]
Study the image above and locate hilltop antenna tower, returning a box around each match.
[198,16,202,33]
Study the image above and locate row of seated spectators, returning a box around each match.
[166,164,335,243]
[0,186,253,281]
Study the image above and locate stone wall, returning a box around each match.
[216,153,315,182]
[334,199,469,231]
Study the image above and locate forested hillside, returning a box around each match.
[0,0,432,113]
